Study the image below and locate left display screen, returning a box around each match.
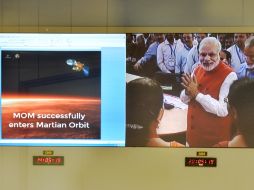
[0,33,126,146]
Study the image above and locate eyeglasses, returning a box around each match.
[200,52,217,58]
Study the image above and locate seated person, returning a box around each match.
[214,78,254,147]
[126,77,184,147]
[133,33,164,77]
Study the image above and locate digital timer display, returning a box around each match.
[33,156,64,165]
[185,157,217,167]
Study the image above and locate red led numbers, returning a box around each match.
[185,157,217,167]
[33,156,64,165]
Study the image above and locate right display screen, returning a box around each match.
[126,33,254,148]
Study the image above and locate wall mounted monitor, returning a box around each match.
[1,32,253,148]
[0,33,126,146]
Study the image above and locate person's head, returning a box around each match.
[196,33,207,43]
[228,78,254,147]
[220,49,232,66]
[126,78,164,146]
[165,33,175,44]
[199,37,221,71]
[136,34,145,44]
[154,33,165,43]
[218,33,226,44]
[234,33,248,50]
[224,34,234,49]
[174,33,182,40]
[182,33,193,48]
[244,36,254,66]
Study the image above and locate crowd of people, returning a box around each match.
[127,33,254,79]
[126,33,254,148]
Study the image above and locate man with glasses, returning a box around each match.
[180,37,238,147]
[227,33,248,72]
[237,36,254,79]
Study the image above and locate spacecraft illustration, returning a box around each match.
[66,59,89,76]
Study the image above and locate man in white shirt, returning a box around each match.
[227,33,248,72]
[157,33,177,73]
[237,36,254,79]
[175,33,194,74]
[184,33,207,74]
[180,37,237,147]
[224,34,234,49]
[175,33,184,52]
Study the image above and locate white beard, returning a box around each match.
[201,60,220,71]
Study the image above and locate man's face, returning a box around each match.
[234,33,247,48]
[182,33,193,46]
[244,46,254,66]
[166,33,175,43]
[154,33,164,43]
[218,34,225,44]
[199,43,220,71]
[225,37,234,49]
[196,33,206,43]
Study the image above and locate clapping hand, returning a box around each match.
[181,73,199,99]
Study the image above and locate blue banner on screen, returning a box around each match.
[0,33,126,146]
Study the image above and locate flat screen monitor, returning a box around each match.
[0,33,126,146]
[1,32,253,148]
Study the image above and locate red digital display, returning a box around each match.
[185,157,217,167]
[33,156,64,165]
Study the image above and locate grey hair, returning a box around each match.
[245,36,254,48]
[199,37,221,54]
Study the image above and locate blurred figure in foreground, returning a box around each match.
[214,78,254,147]
[126,77,184,147]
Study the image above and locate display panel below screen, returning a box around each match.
[185,157,217,167]
[33,156,64,165]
